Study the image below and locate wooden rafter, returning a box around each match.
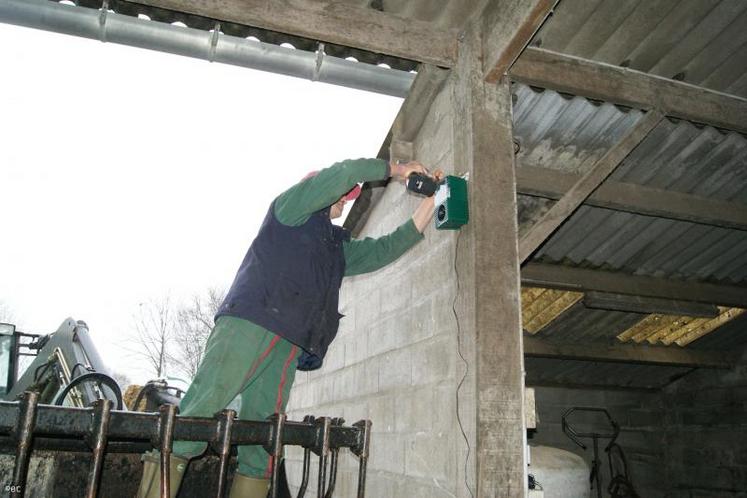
[130,0,458,67]
[516,165,747,231]
[522,263,747,309]
[511,47,747,134]
[518,110,664,263]
[524,336,739,369]
[480,0,560,83]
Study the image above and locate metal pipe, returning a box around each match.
[267,413,286,498]
[352,420,371,498]
[296,446,311,498]
[0,0,414,98]
[296,415,314,498]
[85,399,113,498]
[315,417,331,498]
[323,418,343,498]
[12,391,39,498]
[0,401,363,449]
[213,409,236,498]
[323,449,338,498]
[157,404,178,498]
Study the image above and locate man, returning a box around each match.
[137,158,442,498]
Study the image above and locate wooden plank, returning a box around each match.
[516,165,747,231]
[522,263,747,309]
[480,0,559,83]
[511,47,747,134]
[518,110,664,263]
[454,27,526,496]
[130,0,458,67]
[392,64,450,142]
[523,336,738,369]
[583,291,719,318]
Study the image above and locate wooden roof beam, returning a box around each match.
[516,165,747,231]
[511,47,747,134]
[522,263,747,309]
[130,0,458,67]
[480,0,559,83]
[524,336,739,369]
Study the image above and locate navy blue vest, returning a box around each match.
[216,202,349,370]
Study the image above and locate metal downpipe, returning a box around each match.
[0,0,415,98]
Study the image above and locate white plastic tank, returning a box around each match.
[528,445,590,498]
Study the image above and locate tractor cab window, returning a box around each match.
[0,323,16,396]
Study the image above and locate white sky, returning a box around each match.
[0,22,402,384]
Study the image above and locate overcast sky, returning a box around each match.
[0,22,402,384]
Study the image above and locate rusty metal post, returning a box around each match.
[296,415,314,498]
[11,391,39,498]
[157,404,178,498]
[85,399,113,498]
[352,420,371,498]
[314,417,331,498]
[212,409,236,498]
[265,413,286,498]
[323,418,343,498]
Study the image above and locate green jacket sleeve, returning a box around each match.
[274,158,388,226]
[343,219,424,276]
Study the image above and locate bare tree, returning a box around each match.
[131,297,174,378]
[169,288,225,380]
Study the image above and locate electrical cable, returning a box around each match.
[452,229,475,498]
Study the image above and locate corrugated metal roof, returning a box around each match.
[512,84,747,286]
[688,312,747,349]
[61,0,747,101]
[531,0,747,98]
[527,300,644,344]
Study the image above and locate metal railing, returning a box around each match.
[1,391,371,498]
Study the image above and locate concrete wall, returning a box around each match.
[662,361,747,497]
[530,386,667,497]
[285,79,472,498]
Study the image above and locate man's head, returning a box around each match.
[303,170,361,219]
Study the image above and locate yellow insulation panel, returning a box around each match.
[521,287,583,334]
[617,307,745,346]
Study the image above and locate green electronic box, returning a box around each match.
[434,175,469,230]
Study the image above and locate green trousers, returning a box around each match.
[172,316,300,478]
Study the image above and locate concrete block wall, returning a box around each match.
[530,386,667,497]
[285,81,473,497]
[662,360,747,497]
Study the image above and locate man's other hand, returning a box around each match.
[390,160,429,182]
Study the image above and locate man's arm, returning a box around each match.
[274,158,431,226]
[343,195,437,276]
[274,158,385,226]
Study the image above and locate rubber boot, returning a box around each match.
[229,473,270,498]
[136,451,188,498]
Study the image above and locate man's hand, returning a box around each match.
[411,168,446,233]
[390,160,430,182]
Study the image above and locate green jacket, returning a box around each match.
[274,158,424,275]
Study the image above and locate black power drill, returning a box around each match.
[405,172,440,197]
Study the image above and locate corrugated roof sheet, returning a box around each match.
[62,0,747,101]
[528,301,644,344]
[512,84,747,286]
[531,0,747,98]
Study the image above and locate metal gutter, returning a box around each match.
[0,0,415,98]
